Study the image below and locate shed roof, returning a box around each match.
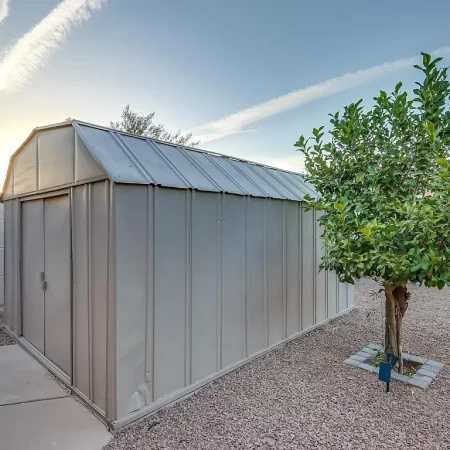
[2,120,316,201]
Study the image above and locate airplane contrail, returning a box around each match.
[194,47,450,143]
[0,0,10,23]
[0,0,108,94]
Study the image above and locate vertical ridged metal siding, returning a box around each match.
[3,198,21,335]
[72,181,110,414]
[114,185,352,420]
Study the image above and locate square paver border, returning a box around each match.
[344,344,445,390]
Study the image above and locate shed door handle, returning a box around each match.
[40,272,47,291]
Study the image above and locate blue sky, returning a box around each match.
[0,0,450,182]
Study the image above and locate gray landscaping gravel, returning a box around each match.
[0,326,14,346]
[105,279,450,450]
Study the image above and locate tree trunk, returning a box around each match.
[384,284,409,374]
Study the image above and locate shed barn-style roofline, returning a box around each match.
[1,120,315,202]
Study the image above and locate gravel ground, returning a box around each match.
[0,325,15,346]
[105,279,450,450]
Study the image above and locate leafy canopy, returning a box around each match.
[295,53,450,288]
[110,105,200,147]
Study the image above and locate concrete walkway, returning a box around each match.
[0,344,111,450]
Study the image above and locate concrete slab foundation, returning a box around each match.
[0,343,111,449]
[0,397,111,450]
[0,344,68,405]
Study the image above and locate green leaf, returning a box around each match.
[334,202,344,212]
[436,158,449,169]
[355,173,364,183]
[360,226,373,236]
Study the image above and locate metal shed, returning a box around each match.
[1,120,354,428]
[0,204,4,312]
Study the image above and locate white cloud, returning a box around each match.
[194,47,450,143]
[0,0,107,94]
[0,0,9,23]
[253,154,305,173]
[194,128,259,142]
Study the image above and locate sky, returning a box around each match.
[0,0,450,185]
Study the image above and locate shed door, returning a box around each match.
[22,200,45,353]
[21,195,72,377]
[44,196,71,375]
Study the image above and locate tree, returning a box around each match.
[109,105,200,147]
[295,53,450,373]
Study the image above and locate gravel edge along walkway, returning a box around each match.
[103,279,449,449]
[0,324,15,346]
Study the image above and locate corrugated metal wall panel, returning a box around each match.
[113,188,352,423]
[338,282,348,312]
[286,201,301,337]
[327,271,338,318]
[3,201,13,327]
[347,283,355,308]
[13,136,37,195]
[106,180,118,421]
[9,199,20,334]
[38,127,75,190]
[245,198,267,356]
[72,185,90,399]
[267,200,284,346]
[115,185,148,418]
[71,181,110,411]
[90,181,109,411]
[145,187,154,403]
[301,208,315,330]
[191,191,219,383]
[13,199,21,335]
[221,195,246,368]
[153,188,187,401]
[315,212,327,323]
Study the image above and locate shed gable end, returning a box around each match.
[2,125,106,200]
